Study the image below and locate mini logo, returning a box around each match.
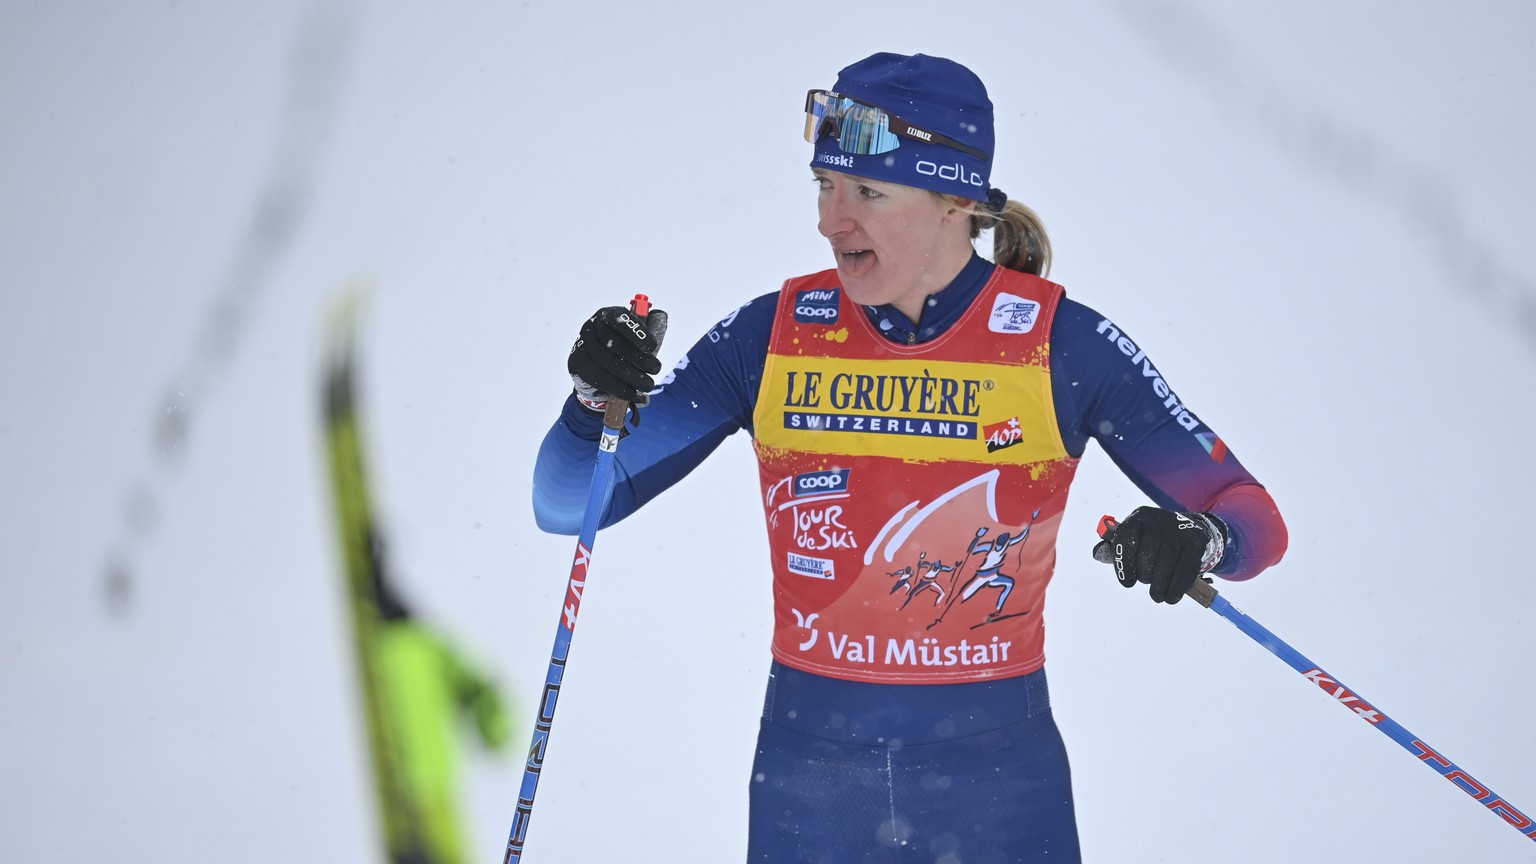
[983,416,1024,452]
[989,293,1040,334]
[794,288,840,325]
[793,468,850,498]
[787,552,835,580]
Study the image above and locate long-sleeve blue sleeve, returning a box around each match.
[530,293,775,534]
[1049,297,1287,578]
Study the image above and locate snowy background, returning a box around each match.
[4,1,1535,861]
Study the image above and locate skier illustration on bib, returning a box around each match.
[924,508,1041,628]
[899,551,955,610]
[961,526,1023,620]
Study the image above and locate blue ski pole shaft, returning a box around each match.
[1093,523,1536,844]
[503,398,624,864]
[504,295,655,863]
[1198,583,1534,842]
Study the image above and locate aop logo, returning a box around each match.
[793,468,851,498]
[982,416,1024,453]
[794,288,840,325]
[989,293,1040,334]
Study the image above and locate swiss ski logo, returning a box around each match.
[983,416,1024,452]
[794,288,840,325]
[989,293,1040,334]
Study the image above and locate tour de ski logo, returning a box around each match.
[988,292,1040,334]
[767,468,857,581]
[794,288,840,325]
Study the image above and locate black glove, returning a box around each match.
[566,304,669,412]
[1093,507,1226,605]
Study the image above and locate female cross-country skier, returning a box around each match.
[533,51,1288,863]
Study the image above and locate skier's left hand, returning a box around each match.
[1093,507,1226,605]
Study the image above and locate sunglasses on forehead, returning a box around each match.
[803,89,990,162]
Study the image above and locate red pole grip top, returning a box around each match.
[631,293,650,317]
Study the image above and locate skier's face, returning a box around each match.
[814,169,974,320]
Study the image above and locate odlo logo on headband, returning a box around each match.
[916,160,984,188]
[795,288,840,324]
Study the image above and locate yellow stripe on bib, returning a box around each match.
[757,356,1063,465]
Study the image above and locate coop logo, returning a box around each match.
[988,294,1040,334]
[794,288,841,325]
[793,468,850,498]
[983,416,1024,453]
[787,552,835,580]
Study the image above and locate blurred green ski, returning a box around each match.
[322,288,511,864]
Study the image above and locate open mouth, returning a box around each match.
[836,248,876,279]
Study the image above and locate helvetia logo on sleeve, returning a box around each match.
[989,294,1041,334]
[1095,319,1203,432]
[795,288,841,324]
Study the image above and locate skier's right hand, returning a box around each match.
[567,304,669,413]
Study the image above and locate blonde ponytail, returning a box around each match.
[971,198,1052,277]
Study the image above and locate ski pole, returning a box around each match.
[503,294,657,863]
[1094,516,1536,845]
